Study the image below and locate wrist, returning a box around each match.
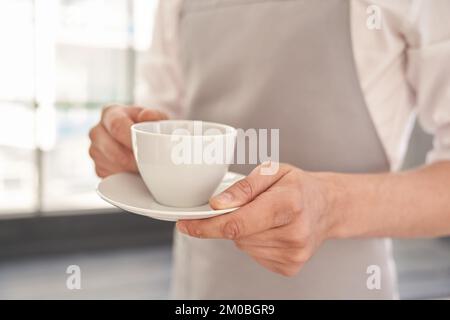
[312,171,350,240]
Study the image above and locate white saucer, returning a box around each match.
[96,171,244,221]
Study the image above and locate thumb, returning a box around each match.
[137,108,169,122]
[209,162,290,210]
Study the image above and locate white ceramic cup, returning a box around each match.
[131,120,237,208]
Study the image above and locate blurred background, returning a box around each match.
[0,0,449,300]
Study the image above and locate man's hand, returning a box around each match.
[88,104,168,177]
[176,163,335,277]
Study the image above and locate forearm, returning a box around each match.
[323,161,450,239]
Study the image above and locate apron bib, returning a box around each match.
[171,0,398,299]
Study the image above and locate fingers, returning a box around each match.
[210,162,291,210]
[89,145,123,177]
[101,105,169,149]
[91,125,137,171]
[237,238,307,277]
[232,226,302,248]
[251,257,290,276]
[101,105,143,148]
[89,105,168,178]
[177,189,297,239]
[235,242,306,265]
[247,252,304,277]
[137,108,169,122]
[89,123,138,177]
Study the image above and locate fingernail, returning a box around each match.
[177,222,188,234]
[213,191,234,204]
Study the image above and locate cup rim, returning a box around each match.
[131,120,237,138]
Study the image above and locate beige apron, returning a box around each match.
[171,0,398,299]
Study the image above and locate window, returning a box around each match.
[0,0,158,215]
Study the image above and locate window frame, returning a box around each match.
[0,0,150,216]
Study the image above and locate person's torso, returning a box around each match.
[171,0,398,299]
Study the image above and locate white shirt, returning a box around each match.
[135,0,450,171]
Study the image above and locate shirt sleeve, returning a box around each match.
[134,0,185,118]
[406,0,450,163]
